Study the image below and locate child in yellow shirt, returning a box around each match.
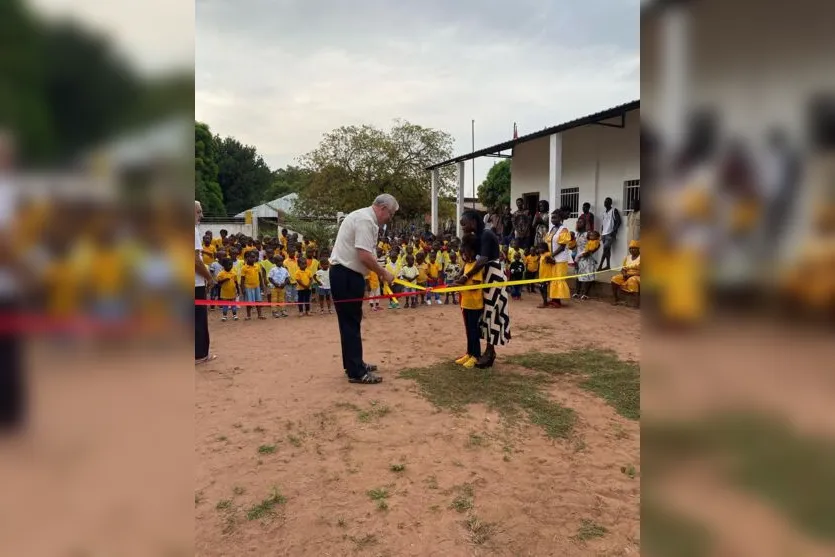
[416,252,429,305]
[455,235,484,369]
[426,253,442,305]
[216,259,240,321]
[240,251,266,320]
[367,269,381,311]
[295,257,314,317]
[525,247,540,294]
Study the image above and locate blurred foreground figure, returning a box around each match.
[0,131,24,433]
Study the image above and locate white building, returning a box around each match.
[426,101,640,277]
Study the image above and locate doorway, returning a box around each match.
[522,193,539,213]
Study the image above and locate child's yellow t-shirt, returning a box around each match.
[460,262,485,310]
[211,237,224,250]
[586,239,601,253]
[385,258,401,276]
[217,270,238,299]
[259,259,275,277]
[240,264,261,289]
[367,271,380,290]
[295,268,313,289]
[201,243,216,266]
[525,254,539,272]
[91,248,124,298]
[284,257,299,284]
[417,263,429,284]
[306,258,319,275]
[427,262,441,280]
[507,247,518,262]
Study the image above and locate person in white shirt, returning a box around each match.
[195,201,215,364]
[597,197,622,271]
[267,259,290,318]
[329,194,398,384]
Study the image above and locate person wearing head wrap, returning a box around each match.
[611,240,641,305]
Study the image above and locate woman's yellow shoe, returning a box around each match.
[455,354,471,365]
[462,356,478,368]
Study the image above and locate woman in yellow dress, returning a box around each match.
[611,240,641,305]
[540,208,572,308]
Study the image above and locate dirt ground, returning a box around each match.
[195,294,641,557]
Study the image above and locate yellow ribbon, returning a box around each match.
[408,267,625,294]
[393,278,426,291]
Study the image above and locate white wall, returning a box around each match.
[509,108,640,277]
[198,223,253,239]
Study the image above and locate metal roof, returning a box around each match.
[425,100,639,171]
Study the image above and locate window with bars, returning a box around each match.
[622,179,640,214]
[559,187,579,218]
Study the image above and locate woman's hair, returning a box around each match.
[461,233,479,255]
[461,210,485,234]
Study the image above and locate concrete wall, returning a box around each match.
[509,108,640,276]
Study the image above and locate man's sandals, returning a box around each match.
[347,362,382,384]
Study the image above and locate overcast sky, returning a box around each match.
[196,0,638,196]
[30,0,194,75]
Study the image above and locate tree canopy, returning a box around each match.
[0,0,190,167]
[477,159,511,211]
[195,121,224,216]
[296,120,456,218]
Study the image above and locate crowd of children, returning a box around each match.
[199,228,333,321]
[198,219,607,324]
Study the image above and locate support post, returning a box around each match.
[430,169,439,235]
[548,133,562,213]
[662,4,689,154]
[456,161,465,238]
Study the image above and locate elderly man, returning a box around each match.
[330,194,398,384]
[195,201,215,364]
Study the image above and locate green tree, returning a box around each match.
[297,120,456,219]
[477,159,511,211]
[195,121,224,216]
[264,165,312,201]
[215,136,274,216]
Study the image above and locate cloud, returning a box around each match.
[196,0,639,195]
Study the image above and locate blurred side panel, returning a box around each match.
[642,0,835,556]
[0,0,194,555]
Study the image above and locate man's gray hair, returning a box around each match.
[373,193,399,212]
[195,200,202,208]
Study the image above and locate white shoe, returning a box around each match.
[435,299,443,305]
[426,300,432,306]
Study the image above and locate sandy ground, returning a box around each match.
[195,295,641,557]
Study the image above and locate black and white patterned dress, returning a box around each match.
[474,228,511,346]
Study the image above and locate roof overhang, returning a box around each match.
[425,100,639,171]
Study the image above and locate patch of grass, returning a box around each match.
[390,463,406,473]
[367,487,389,501]
[425,475,439,490]
[287,435,302,448]
[257,444,276,455]
[643,413,835,541]
[348,533,377,549]
[334,401,361,412]
[621,464,637,479]
[358,400,391,423]
[400,361,576,439]
[233,486,246,496]
[506,349,640,420]
[215,499,232,511]
[642,497,711,557]
[336,516,347,528]
[246,488,287,521]
[449,483,475,513]
[573,438,587,453]
[467,433,487,448]
[573,519,608,542]
[376,500,389,511]
[464,515,496,546]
